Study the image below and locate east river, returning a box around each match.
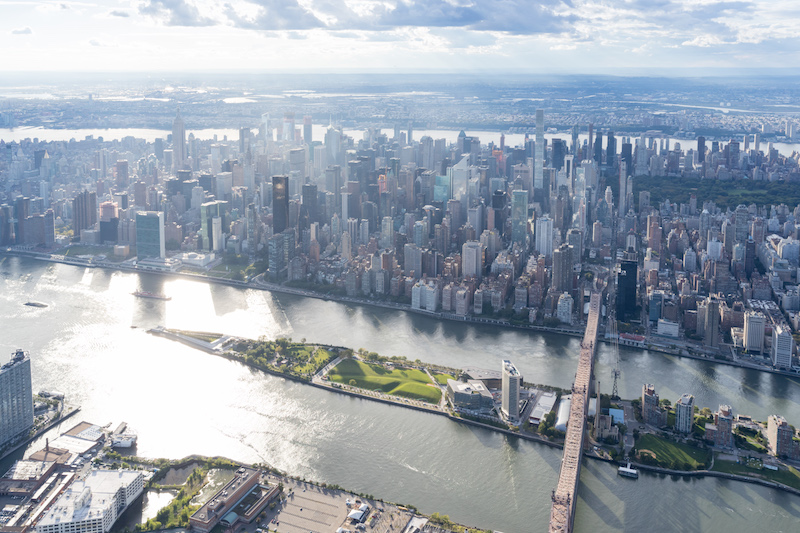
[1,256,799,532]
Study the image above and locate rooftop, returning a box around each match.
[2,460,54,481]
[37,470,142,527]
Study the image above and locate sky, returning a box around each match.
[2,0,799,73]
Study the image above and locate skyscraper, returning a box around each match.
[172,108,186,171]
[606,131,616,167]
[72,190,97,240]
[772,325,794,368]
[697,136,706,163]
[135,211,165,260]
[0,349,34,448]
[535,215,553,258]
[616,260,637,321]
[462,240,484,280]
[552,243,573,293]
[303,115,312,145]
[535,109,544,190]
[272,175,289,234]
[511,189,528,249]
[501,360,522,421]
[704,296,720,348]
[743,311,765,354]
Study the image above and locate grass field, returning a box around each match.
[635,433,710,470]
[434,373,456,386]
[328,359,441,403]
[294,348,334,374]
[713,460,800,491]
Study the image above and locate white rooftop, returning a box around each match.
[37,470,141,528]
[48,435,97,455]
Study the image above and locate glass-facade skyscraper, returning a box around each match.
[135,211,165,260]
[0,349,34,448]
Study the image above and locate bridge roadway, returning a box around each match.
[548,291,602,533]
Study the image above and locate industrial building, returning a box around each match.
[35,470,144,533]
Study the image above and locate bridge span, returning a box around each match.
[548,291,602,533]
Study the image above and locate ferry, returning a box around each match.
[132,290,171,301]
[618,462,639,479]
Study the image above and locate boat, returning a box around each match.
[24,301,48,308]
[618,462,639,479]
[132,290,171,301]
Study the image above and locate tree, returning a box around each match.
[349,379,357,386]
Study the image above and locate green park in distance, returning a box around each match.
[327,358,442,403]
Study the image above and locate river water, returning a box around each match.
[1,256,798,532]
[1,126,799,158]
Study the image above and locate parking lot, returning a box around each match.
[258,478,412,533]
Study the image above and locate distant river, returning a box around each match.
[1,256,798,532]
[1,126,798,158]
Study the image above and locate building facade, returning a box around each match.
[501,360,522,421]
[0,349,34,449]
[675,393,695,434]
[135,211,165,260]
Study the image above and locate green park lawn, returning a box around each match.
[434,373,456,386]
[635,433,710,470]
[713,460,800,491]
[328,359,441,403]
[294,348,334,374]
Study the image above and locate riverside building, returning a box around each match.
[35,470,144,533]
[0,349,34,449]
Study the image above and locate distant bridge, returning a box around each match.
[548,291,602,533]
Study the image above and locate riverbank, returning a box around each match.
[149,327,800,501]
[0,405,80,462]
[7,248,800,381]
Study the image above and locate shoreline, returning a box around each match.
[148,327,800,501]
[0,405,80,462]
[6,248,800,380]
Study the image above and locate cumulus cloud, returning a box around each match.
[139,0,216,26]
[109,10,130,17]
[11,26,33,34]
[140,0,574,34]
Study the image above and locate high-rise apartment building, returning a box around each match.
[616,260,637,321]
[0,349,34,448]
[743,311,765,354]
[501,360,522,421]
[535,215,553,258]
[72,190,97,239]
[511,189,528,248]
[552,244,573,293]
[534,109,544,190]
[772,325,794,368]
[675,393,694,434]
[272,175,289,234]
[767,415,794,458]
[704,296,720,348]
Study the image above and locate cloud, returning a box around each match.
[222,0,324,30]
[11,26,32,34]
[139,0,216,26]
[214,0,575,35]
[89,39,102,46]
[109,10,130,17]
